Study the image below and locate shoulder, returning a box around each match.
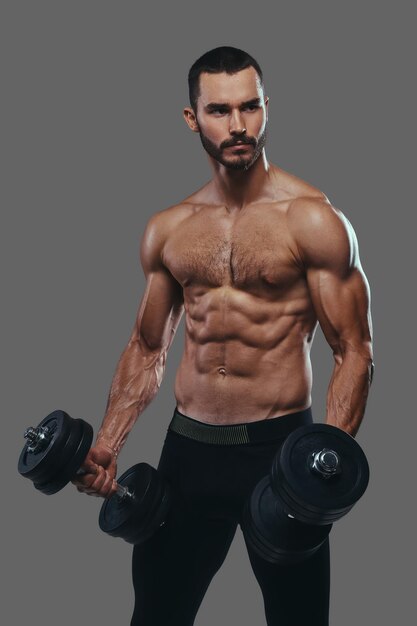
[144,202,193,232]
[287,195,359,273]
[142,183,215,240]
[272,163,326,201]
[139,202,193,272]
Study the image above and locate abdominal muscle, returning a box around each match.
[173,288,316,424]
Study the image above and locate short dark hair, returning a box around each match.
[188,46,264,113]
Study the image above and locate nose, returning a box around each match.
[229,110,246,136]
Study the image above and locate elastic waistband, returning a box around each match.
[168,406,313,445]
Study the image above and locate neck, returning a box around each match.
[209,150,273,211]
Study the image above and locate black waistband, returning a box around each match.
[168,406,313,445]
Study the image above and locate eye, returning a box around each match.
[244,104,259,111]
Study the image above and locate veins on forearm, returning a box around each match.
[97,341,168,452]
[326,350,373,435]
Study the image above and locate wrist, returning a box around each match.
[95,436,119,459]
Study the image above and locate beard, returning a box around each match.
[198,125,268,171]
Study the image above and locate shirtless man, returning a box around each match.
[72,46,374,626]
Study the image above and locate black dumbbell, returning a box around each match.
[18,410,173,544]
[241,423,369,564]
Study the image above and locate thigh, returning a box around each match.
[130,489,238,626]
[243,533,330,626]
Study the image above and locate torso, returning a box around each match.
[161,165,326,424]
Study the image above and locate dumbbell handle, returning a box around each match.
[24,425,134,500]
[75,468,134,500]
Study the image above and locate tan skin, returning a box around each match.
[72,67,373,498]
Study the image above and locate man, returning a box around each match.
[72,46,374,625]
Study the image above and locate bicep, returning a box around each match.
[291,198,373,358]
[132,267,184,351]
[307,265,373,358]
[129,214,184,352]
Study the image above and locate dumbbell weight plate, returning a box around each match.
[99,463,174,545]
[18,410,74,483]
[30,417,83,488]
[121,475,173,545]
[34,418,93,495]
[18,410,174,547]
[271,424,370,525]
[242,475,332,564]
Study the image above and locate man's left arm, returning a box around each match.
[289,198,374,437]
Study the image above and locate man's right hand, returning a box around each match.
[71,442,118,499]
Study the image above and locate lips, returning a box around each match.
[229,143,250,149]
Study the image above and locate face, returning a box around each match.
[184,66,269,171]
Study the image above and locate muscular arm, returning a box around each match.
[95,211,184,455]
[289,198,374,436]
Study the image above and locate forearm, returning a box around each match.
[325,348,374,437]
[95,337,167,456]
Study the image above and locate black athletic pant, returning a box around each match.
[131,407,330,626]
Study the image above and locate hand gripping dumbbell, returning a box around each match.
[241,423,370,564]
[18,410,173,544]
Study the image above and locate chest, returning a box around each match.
[162,208,302,292]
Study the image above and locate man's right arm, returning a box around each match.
[72,211,184,497]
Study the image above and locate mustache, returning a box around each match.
[222,137,255,148]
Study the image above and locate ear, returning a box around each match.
[183,106,200,133]
[264,96,269,121]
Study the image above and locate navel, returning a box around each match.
[218,367,227,376]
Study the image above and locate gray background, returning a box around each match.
[2,1,414,624]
